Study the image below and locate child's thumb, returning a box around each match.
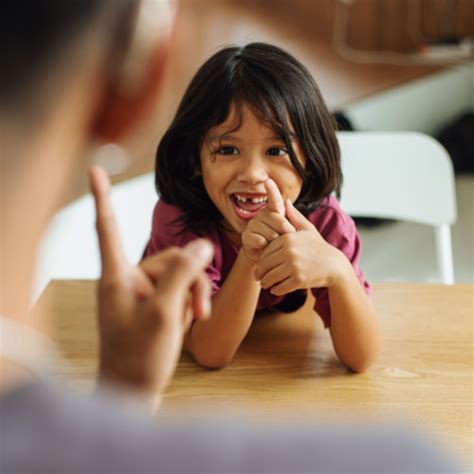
[285,199,313,231]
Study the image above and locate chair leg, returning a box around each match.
[435,225,455,284]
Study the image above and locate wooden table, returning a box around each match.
[38,281,473,467]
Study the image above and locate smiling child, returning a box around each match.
[143,43,382,372]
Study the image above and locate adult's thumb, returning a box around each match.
[155,239,213,301]
[183,239,214,263]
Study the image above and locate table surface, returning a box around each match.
[37,280,473,466]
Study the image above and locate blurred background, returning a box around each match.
[37,0,473,297]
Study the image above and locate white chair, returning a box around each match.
[337,131,457,284]
[34,173,157,302]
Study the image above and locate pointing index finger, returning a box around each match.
[264,179,285,215]
[88,165,125,275]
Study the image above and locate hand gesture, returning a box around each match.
[255,199,346,295]
[241,179,295,263]
[89,166,213,408]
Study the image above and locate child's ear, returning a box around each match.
[90,40,170,143]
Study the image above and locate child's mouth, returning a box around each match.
[231,193,268,220]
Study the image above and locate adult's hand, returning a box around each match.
[89,166,213,410]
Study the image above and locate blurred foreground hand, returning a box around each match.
[89,166,213,411]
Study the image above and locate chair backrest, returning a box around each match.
[337,131,457,226]
[337,131,457,284]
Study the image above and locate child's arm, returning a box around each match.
[255,199,381,373]
[185,180,295,369]
[326,264,381,372]
[184,250,261,369]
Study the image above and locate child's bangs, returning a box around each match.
[237,89,308,180]
[239,89,293,144]
[210,96,294,147]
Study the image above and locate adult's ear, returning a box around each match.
[91,39,170,143]
[91,1,176,143]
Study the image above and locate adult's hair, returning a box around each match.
[0,0,136,122]
[155,42,342,234]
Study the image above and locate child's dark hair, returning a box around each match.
[155,42,341,234]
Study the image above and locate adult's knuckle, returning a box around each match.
[165,246,181,258]
[172,252,195,270]
[99,275,121,293]
[148,297,171,321]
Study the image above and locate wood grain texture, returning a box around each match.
[38,281,473,466]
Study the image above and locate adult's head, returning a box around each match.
[0,0,174,332]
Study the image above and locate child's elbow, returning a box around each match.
[193,351,234,370]
[346,344,382,373]
[347,358,373,373]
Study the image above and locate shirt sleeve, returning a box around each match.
[309,201,372,328]
[142,200,223,295]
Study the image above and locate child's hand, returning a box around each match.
[255,199,348,295]
[241,179,295,263]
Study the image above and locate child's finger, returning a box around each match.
[264,179,285,215]
[270,277,297,296]
[242,232,268,252]
[257,210,296,235]
[247,219,280,242]
[255,247,285,281]
[88,165,125,275]
[259,236,285,262]
[285,199,314,231]
[260,263,289,290]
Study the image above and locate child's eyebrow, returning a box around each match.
[207,135,290,143]
[207,134,243,143]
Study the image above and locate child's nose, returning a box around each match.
[236,156,268,184]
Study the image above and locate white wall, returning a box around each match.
[344,62,473,134]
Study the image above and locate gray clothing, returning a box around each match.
[0,381,464,473]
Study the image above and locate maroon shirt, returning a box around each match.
[143,196,371,327]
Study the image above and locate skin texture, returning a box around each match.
[185,103,382,372]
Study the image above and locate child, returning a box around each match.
[144,43,381,372]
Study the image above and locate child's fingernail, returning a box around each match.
[185,239,214,262]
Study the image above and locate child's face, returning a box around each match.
[200,103,305,239]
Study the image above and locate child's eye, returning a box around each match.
[266,147,287,157]
[216,146,239,156]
